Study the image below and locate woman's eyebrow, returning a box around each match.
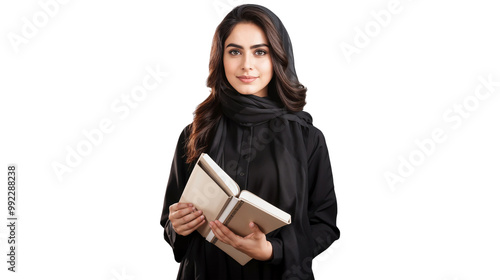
[225,43,269,49]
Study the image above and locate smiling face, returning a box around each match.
[223,22,273,98]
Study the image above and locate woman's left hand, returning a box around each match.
[209,220,273,261]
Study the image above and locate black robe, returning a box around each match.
[160,109,340,279]
[161,4,339,279]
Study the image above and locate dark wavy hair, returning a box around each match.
[186,4,307,163]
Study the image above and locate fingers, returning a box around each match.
[169,202,205,236]
[214,221,234,237]
[175,206,198,220]
[173,209,202,226]
[247,222,263,238]
[169,202,192,213]
[175,212,205,235]
[210,221,242,248]
[210,221,263,242]
[209,221,271,260]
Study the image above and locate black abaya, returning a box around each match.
[160,4,340,279]
[160,106,340,279]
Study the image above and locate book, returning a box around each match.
[179,153,291,265]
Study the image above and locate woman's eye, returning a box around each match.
[229,49,240,55]
[255,50,267,56]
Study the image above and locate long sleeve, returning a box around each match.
[160,126,193,262]
[307,128,340,257]
[266,237,284,264]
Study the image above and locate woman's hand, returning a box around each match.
[209,220,273,261]
[168,202,205,236]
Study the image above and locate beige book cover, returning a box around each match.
[179,154,234,237]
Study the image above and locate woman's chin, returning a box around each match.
[235,88,267,97]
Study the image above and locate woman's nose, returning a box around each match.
[241,53,254,70]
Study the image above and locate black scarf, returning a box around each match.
[210,91,311,169]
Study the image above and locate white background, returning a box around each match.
[1,0,499,279]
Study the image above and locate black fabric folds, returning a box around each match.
[219,91,287,127]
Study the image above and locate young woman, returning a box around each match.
[160,4,340,279]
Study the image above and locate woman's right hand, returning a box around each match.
[168,202,205,236]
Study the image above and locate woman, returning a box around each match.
[160,4,340,279]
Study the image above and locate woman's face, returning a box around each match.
[223,22,273,98]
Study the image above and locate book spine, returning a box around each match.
[215,196,233,221]
[210,201,244,244]
[224,200,244,226]
[208,197,233,244]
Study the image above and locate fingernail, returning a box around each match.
[249,222,254,227]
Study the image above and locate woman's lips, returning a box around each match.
[237,75,257,83]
